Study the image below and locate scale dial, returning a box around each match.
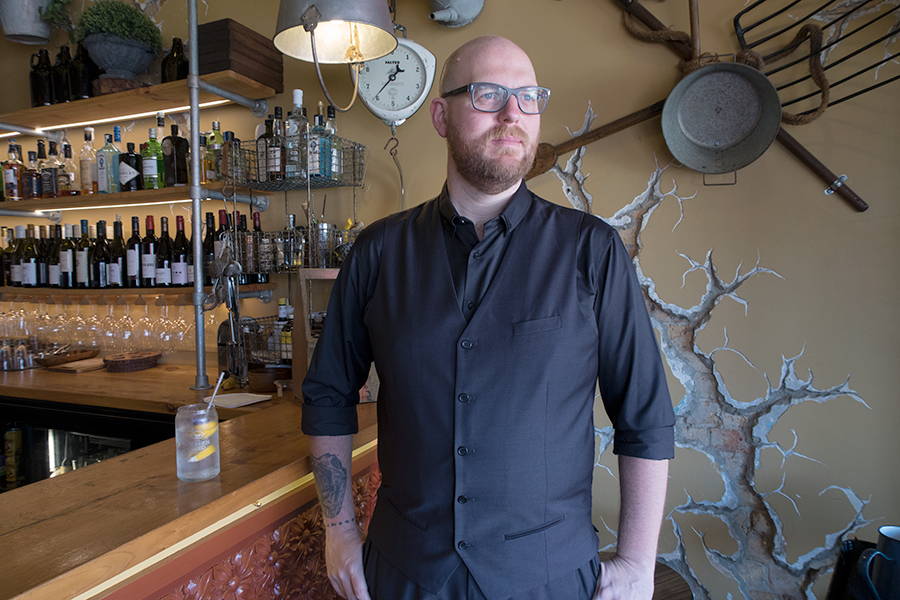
[353,37,436,127]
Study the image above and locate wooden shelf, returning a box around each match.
[0,71,274,132]
[0,183,271,213]
[0,282,275,299]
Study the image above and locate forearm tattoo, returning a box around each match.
[310,452,348,520]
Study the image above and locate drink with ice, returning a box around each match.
[175,403,220,482]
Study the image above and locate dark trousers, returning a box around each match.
[362,539,600,600]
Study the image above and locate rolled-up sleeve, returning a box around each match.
[301,222,383,437]
[582,218,676,460]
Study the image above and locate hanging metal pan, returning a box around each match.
[662,61,782,174]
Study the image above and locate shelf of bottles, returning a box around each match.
[230,135,369,192]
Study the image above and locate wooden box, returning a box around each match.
[198,19,284,93]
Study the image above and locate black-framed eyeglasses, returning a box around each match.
[441,82,551,115]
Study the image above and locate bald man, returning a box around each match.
[302,36,675,600]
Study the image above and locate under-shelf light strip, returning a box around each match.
[0,99,230,139]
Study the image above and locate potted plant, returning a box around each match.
[75,0,162,80]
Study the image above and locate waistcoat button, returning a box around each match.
[457,446,468,456]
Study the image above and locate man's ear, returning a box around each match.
[431,97,449,139]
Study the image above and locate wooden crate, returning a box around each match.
[198,19,283,93]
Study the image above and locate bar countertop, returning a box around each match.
[0,393,378,600]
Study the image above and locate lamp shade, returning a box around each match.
[274,0,397,64]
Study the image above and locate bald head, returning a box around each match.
[439,36,537,95]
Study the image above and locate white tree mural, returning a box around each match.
[555,107,874,599]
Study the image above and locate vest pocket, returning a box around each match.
[385,497,428,531]
[512,315,562,336]
[503,515,566,540]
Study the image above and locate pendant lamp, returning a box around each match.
[274,0,398,111]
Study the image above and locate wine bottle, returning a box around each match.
[74,219,93,289]
[202,212,215,286]
[48,224,62,287]
[126,216,142,287]
[58,223,75,288]
[141,128,164,190]
[119,142,142,192]
[162,124,189,187]
[107,217,126,287]
[91,220,110,288]
[19,225,39,288]
[141,215,158,287]
[79,127,98,195]
[170,215,191,287]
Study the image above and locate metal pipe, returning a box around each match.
[192,76,269,118]
[188,0,211,390]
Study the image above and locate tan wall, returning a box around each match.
[2,1,898,597]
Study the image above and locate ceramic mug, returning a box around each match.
[859,525,900,600]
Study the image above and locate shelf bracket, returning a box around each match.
[189,75,268,119]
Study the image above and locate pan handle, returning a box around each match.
[775,128,868,212]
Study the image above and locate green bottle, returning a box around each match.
[141,127,164,189]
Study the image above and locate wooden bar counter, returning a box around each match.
[0,376,378,600]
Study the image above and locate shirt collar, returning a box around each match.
[438,181,532,237]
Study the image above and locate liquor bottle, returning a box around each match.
[171,215,191,287]
[140,215,158,287]
[213,209,229,261]
[161,37,189,83]
[107,216,126,287]
[29,49,53,108]
[326,104,342,182]
[3,141,23,201]
[125,216,142,287]
[285,89,308,181]
[22,151,42,200]
[36,225,50,286]
[162,124,189,187]
[141,128,164,189]
[119,142,142,192]
[154,216,173,287]
[309,103,331,178]
[74,219,93,289]
[59,143,78,195]
[58,224,75,288]
[97,127,121,194]
[79,127,98,195]
[268,106,286,182]
[18,226,39,288]
[68,41,95,101]
[90,220,110,288]
[48,224,62,287]
[202,212,215,286]
[252,211,269,284]
[209,121,224,181]
[52,46,72,105]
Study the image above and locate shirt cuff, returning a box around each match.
[613,426,675,460]
[301,404,360,437]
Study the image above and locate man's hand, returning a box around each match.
[324,522,371,600]
[592,554,655,600]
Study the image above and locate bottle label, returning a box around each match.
[107,262,121,286]
[75,249,89,284]
[59,249,73,273]
[120,161,139,186]
[126,248,140,277]
[97,154,108,192]
[156,266,172,285]
[172,260,188,285]
[142,157,158,177]
[21,262,37,286]
[49,264,60,285]
[141,253,156,280]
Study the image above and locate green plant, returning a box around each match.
[39,0,75,42]
[75,0,162,55]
